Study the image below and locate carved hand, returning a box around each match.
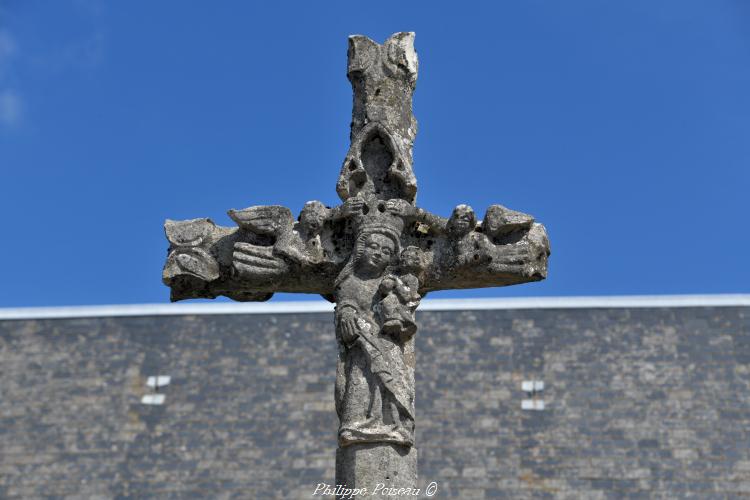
[337,308,360,345]
[378,276,398,294]
[488,245,537,275]
[393,279,414,301]
[232,242,289,279]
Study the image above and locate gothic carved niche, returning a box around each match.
[337,123,417,203]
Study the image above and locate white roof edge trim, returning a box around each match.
[0,294,749,321]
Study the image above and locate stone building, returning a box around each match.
[1,295,748,499]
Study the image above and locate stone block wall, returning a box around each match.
[1,305,748,498]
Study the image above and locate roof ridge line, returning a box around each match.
[0,294,748,321]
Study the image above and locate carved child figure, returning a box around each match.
[274,201,330,266]
[377,246,426,341]
[231,198,369,280]
[447,204,491,267]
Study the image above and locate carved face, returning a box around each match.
[448,205,475,236]
[359,233,395,274]
[300,205,327,233]
[400,247,424,272]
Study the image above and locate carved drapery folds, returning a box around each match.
[333,221,416,446]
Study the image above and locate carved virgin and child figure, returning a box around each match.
[333,224,421,447]
[161,33,551,491]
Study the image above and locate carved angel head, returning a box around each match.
[299,201,329,234]
[447,204,476,237]
[400,246,426,274]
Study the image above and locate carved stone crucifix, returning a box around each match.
[162,32,549,493]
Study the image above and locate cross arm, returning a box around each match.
[161,198,438,303]
[420,221,549,292]
[393,202,550,294]
[162,201,373,302]
[162,200,549,302]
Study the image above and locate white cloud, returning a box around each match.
[0,4,106,131]
[0,89,23,129]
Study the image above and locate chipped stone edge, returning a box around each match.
[0,295,748,321]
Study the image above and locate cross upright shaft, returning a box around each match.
[162,32,549,494]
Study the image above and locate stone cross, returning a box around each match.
[162,32,549,494]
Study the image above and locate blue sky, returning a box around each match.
[0,1,748,307]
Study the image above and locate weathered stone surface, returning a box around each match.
[339,32,418,203]
[160,32,550,491]
[161,33,549,304]
[336,444,417,494]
